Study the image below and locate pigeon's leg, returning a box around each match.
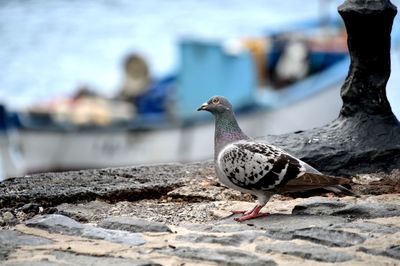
[233,194,272,222]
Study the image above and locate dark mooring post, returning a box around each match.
[263,0,400,175]
[338,0,397,121]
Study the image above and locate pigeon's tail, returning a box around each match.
[325,185,359,197]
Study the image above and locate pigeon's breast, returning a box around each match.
[215,151,255,194]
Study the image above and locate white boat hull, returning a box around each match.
[4,82,341,176]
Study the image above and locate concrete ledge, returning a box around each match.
[0,163,399,265]
[0,162,214,209]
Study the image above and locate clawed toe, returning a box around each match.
[231,204,268,222]
[234,212,269,222]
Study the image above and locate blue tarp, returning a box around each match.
[177,39,256,118]
[135,75,176,115]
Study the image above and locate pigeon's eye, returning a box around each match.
[212,98,220,104]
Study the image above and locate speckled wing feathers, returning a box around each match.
[277,172,351,193]
[217,141,306,191]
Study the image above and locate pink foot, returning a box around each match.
[231,204,259,215]
[234,212,269,222]
[232,204,268,222]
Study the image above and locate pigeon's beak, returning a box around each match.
[197,102,208,111]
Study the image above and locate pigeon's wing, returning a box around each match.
[278,172,351,193]
[217,141,307,191]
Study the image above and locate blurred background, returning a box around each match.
[0,0,399,179]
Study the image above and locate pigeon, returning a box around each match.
[197,95,356,222]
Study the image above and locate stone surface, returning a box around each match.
[55,200,114,223]
[2,211,16,225]
[25,214,146,246]
[263,226,366,247]
[98,216,172,233]
[256,241,354,262]
[50,250,161,266]
[166,175,254,202]
[1,160,399,216]
[18,203,41,214]
[2,162,399,224]
[221,213,348,232]
[292,197,400,218]
[3,261,65,266]
[176,232,260,246]
[83,199,220,225]
[0,193,398,265]
[3,250,161,266]
[358,245,400,260]
[0,162,214,209]
[262,118,400,176]
[333,221,400,235]
[292,227,366,247]
[0,230,53,260]
[160,246,276,266]
[0,149,399,266]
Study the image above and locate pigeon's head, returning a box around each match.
[197,96,233,115]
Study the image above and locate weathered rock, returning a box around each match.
[385,245,400,260]
[167,180,253,202]
[358,245,400,260]
[2,211,16,225]
[98,216,172,233]
[291,198,347,216]
[260,224,366,247]
[18,203,41,214]
[353,170,400,194]
[182,213,348,240]
[176,232,260,246]
[0,162,214,209]
[3,250,161,266]
[220,213,348,232]
[264,226,366,247]
[182,223,246,233]
[1,194,399,265]
[25,214,146,246]
[3,261,65,266]
[160,246,276,266]
[331,203,400,218]
[101,200,219,226]
[56,201,114,223]
[292,198,400,218]
[292,227,366,247]
[333,221,400,235]
[0,230,53,260]
[50,250,161,266]
[256,242,354,262]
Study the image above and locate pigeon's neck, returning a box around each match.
[214,111,248,157]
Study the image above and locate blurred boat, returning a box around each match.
[1,16,396,178]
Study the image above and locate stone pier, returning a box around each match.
[0,164,399,265]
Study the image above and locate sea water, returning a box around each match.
[0,0,344,109]
[0,0,399,116]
